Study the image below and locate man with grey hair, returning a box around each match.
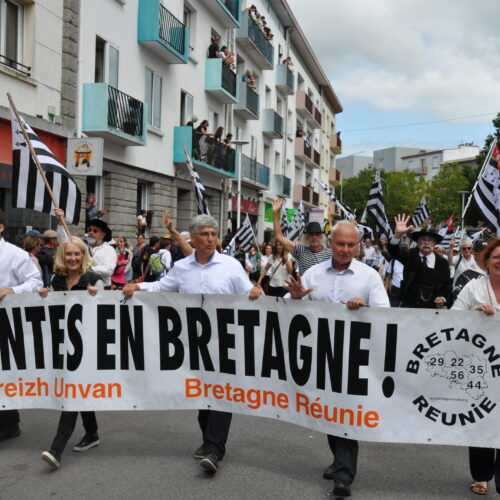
[448,236,484,290]
[123,214,262,474]
[284,220,389,498]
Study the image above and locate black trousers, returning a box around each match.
[50,411,98,453]
[197,409,232,460]
[470,447,500,491]
[267,285,287,297]
[327,434,359,485]
[0,410,20,431]
[389,285,401,307]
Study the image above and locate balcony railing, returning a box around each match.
[263,109,283,138]
[274,174,291,197]
[246,13,273,66]
[330,133,342,154]
[108,86,144,137]
[0,54,31,77]
[296,90,321,128]
[241,154,270,187]
[159,4,185,55]
[221,0,239,20]
[192,133,236,174]
[313,149,321,166]
[314,108,322,126]
[305,94,314,115]
[221,63,237,97]
[275,64,294,95]
[205,59,238,103]
[293,185,319,206]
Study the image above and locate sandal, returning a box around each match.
[470,481,488,495]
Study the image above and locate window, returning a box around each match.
[137,182,149,214]
[250,136,257,160]
[95,36,119,87]
[180,90,193,125]
[145,67,162,128]
[207,108,218,132]
[183,2,195,52]
[0,0,24,68]
[86,176,104,219]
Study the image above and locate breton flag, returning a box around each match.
[9,106,81,224]
[183,145,210,215]
[412,196,430,228]
[314,178,356,220]
[473,142,500,236]
[366,169,393,238]
[222,214,254,255]
[280,204,290,237]
[287,201,305,241]
[436,214,455,249]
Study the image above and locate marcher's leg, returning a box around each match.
[494,449,500,494]
[470,447,495,481]
[50,412,79,453]
[325,435,358,485]
[0,410,20,439]
[81,411,98,436]
[202,410,232,460]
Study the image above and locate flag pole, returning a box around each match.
[7,93,72,239]
[462,140,496,221]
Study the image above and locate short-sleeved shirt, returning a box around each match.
[293,243,332,275]
[208,42,219,58]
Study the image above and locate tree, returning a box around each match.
[476,112,500,168]
[341,168,375,217]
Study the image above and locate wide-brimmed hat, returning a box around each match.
[304,221,323,234]
[410,228,443,244]
[88,218,112,242]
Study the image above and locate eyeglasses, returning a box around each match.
[195,232,218,238]
[462,247,472,251]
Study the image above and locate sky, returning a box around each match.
[286,0,500,157]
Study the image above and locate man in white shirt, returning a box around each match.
[0,210,43,441]
[362,238,376,267]
[123,215,262,474]
[448,237,484,289]
[284,221,389,498]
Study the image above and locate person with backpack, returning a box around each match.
[448,237,484,298]
[141,236,160,282]
[148,237,172,281]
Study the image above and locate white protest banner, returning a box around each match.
[0,292,499,448]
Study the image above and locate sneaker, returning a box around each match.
[200,453,219,473]
[0,425,21,441]
[72,434,99,452]
[193,444,208,459]
[41,449,61,469]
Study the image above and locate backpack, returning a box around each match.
[148,252,165,276]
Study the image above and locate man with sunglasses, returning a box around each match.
[448,237,484,290]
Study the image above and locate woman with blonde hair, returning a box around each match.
[39,236,103,469]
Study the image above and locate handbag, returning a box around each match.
[263,258,286,294]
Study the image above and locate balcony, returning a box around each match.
[293,185,319,207]
[313,149,321,166]
[275,64,294,95]
[329,168,341,186]
[205,0,241,28]
[205,58,238,104]
[273,174,291,198]
[294,137,314,167]
[296,90,321,129]
[234,82,259,120]
[330,133,342,154]
[240,154,270,188]
[262,109,283,138]
[235,12,273,69]
[137,0,188,64]
[82,83,146,146]
[173,126,236,178]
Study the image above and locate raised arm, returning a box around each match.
[272,198,295,254]
[163,211,192,257]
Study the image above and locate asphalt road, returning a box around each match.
[0,409,478,499]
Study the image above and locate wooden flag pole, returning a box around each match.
[7,93,72,238]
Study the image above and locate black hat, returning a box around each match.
[410,228,443,244]
[88,219,112,242]
[304,221,323,234]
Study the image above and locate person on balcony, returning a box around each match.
[208,36,220,59]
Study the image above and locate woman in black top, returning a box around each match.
[39,236,103,469]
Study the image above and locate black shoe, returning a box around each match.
[0,425,21,441]
[333,481,351,497]
[323,464,335,480]
[41,449,61,469]
[200,453,219,473]
[193,444,208,459]
[73,434,99,452]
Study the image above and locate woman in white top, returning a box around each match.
[257,241,293,297]
[452,238,500,496]
[259,243,273,290]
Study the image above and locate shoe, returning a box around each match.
[323,464,335,480]
[72,434,99,452]
[193,444,208,459]
[0,425,21,441]
[332,481,351,497]
[200,453,219,473]
[470,481,488,495]
[41,449,61,469]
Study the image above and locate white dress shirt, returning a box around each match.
[139,251,253,295]
[451,275,499,312]
[0,238,43,293]
[300,257,390,307]
[451,254,484,286]
[89,242,117,287]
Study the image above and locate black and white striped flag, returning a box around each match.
[412,196,430,228]
[183,146,210,215]
[472,142,500,236]
[366,169,393,238]
[314,178,356,220]
[223,214,254,255]
[287,201,304,241]
[280,204,289,237]
[9,106,81,224]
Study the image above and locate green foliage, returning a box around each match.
[341,168,375,217]
[476,112,500,168]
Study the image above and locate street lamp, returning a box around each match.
[232,139,249,228]
[459,190,469,230]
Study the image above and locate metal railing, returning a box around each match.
[304,143,312,158]
[305,94,314,115]
[159,4,186,54]
[241,154,269,186]
[220,0,239,20]
[312,191,319,205]
[0,54,31,77]
[107,86,143,137]
[274,111,283,136]
[192,133,236,173]
[313,149,321,165]
[246,85,259,116]
[221,63,237,96]
[247,13,273,64]
[275,174,291,197]
[285,65,294,91]
[314,107,322,125]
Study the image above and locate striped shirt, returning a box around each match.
[293,243,332,275]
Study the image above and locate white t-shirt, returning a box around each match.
[268,254,293,287]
